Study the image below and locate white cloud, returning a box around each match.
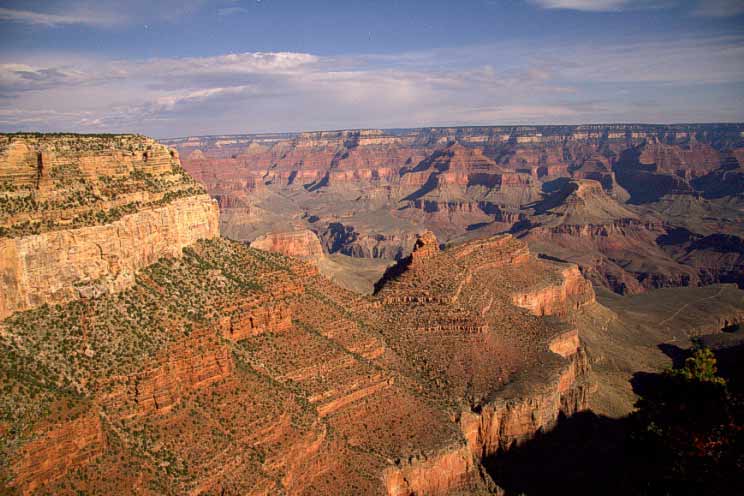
[528,0,744,16]
[528,0,672,12]
[0,63,92,91]
[1,37,742,136]
[0,52,319,95]
[0,7,116,26]
[146,52,320,76]
[529,0,631,11]
[0,108,93,127]
[0,1,217,28]
[548,36,744,84]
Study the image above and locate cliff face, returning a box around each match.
[461,344,590,460]
[11,329,232,494]
[0,134,219,319]
[0,134,202,235]
[250,229,325,261]
[10,412,106,495]
[516,178,743,294]
[383,445,489,496]
[3,130,742,495]
[102,328,234,419]
[511,265,596,317]
[318,222,418,260]
[385,342,591,496]
[0,195,218,319]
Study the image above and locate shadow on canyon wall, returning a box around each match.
[484,411,635,496]
[484,341,744,496]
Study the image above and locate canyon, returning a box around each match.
[165,124,744,295]
[2,133,743,495]
[1,133,601,495]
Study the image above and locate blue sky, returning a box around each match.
[0,0,743,137]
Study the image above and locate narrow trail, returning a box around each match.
[657,286,726,327]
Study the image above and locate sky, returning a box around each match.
[0,0,743,137]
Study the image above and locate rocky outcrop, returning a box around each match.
[548,328,581,358]
[251,229,325,261]
[0,134,198,235]
[384,341,592,496]
[380,324,591,496]
[0,194,218,320]
[511,265,596,317]
[167,124,744,295]
[383,446,490,496]
[318,222,418,260]
[2,223,601,496]
[9,127,744,494]
[461,347,590,460]
[0,134,220,320]
[9,328,234,493]
[514,179,736,294]
[410,230,439,263]
[372,233,595,495]
[676,234,744,288]
[218,301,294,341]
[529,179,639,225]
[693,151,744,199]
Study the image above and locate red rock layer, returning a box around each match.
[166,125,744,294]
[11,413,106,495]
[511,266,596,317]
[250,229,325,261]
[102,329,234,419]
[4,230,602,495]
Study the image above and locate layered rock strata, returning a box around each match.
[166,124,744,293]
[372,232,595,494]
[250,229,325,261]
[0,134,219,319]
[2,228,595,495]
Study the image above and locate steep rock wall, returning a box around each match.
[383,446,488,496]
[103,329,234,419]
[461,348,591,460]
[511,265,596,317]
[9,329,234,494]
[0,194,218,320]
[250,229,325,261]
[383,329,591,496]
[218,301,294,342]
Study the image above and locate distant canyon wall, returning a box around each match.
[166,124,744,294]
